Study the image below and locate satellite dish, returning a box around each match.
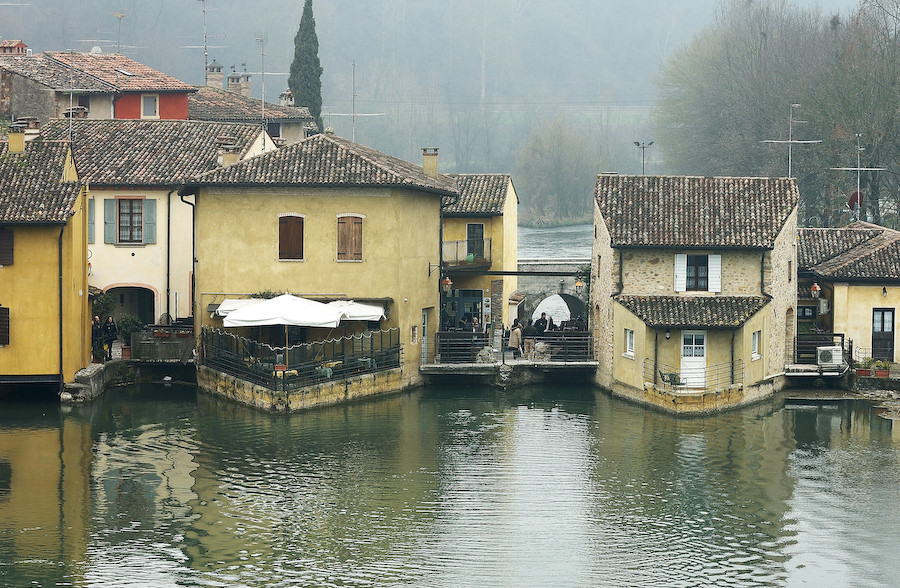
[90,46,102,54]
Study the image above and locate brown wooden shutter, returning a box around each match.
[279,216,303,259]
[0,228,12,266]
[0,307,8,346]
[338,216,362,260]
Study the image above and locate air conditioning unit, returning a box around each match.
[817,345,843,367]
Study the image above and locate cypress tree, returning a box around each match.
[288,0,323,133]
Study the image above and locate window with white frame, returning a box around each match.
[675,253,721,292]
[141,94,159,119]
[104,198,156,245]
[752,329,761,360]
[624,328,635,358]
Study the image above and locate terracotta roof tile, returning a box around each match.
[799,222,900,282]
[596,175,799,249]
[0,54,112,92]
[187,133,459,195]
[45,51,195,93]
[615,295,769,328]
[0,141,82,224]
[445,174,512,215]
[189,85,317,127]
[41,119,265,186]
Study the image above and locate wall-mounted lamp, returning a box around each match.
[442,276,453,293]
[884,286,888,297]
[810,282,821,299]
[559,279,565,294]
[665,329,671,340]
[575,279,584,296]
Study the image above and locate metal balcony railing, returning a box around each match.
[643,358,744,394]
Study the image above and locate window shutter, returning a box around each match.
[143,199,156,244]
[87,198,95,244]
[279,216,303,259]
[0,306,8,346]
[337,217,349,259]
[0,228,12,266]
[104,199,116,243]
[708,254,722,292]
[350,217,362,260]
[674,254,687,292]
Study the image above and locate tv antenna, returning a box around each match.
[761,103,821,178]
[323,61,385,142]
[831,133,885,221]
[110,12,125,52]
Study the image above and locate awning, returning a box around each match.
[223,294,344,328]
[325,300,385,321]
[215,298,262,317]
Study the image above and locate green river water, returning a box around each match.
[1,383,899,587]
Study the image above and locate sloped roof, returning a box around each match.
[0,141,82,224]
[41,119,265,187]
[185,133,459,196]
[799,222,900,282]
[596,175,798,249]
[189,85,317,127]
[615,295,769,329]
[0,54,112,92]
[45,51,195,93]
[444,174,513,216]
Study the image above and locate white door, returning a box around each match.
[421,309,429,365]
[680,331,707,388]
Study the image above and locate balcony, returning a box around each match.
[442,238,492,270]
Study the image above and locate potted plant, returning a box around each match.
[117,314,143,360]
[856,357,874,377]
[874,360,892,378]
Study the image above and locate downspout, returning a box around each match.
[613,249,624,296]
[58,226,65,392]
[166,188,175,321]
[760,251,770,298]
[179,186,197,323]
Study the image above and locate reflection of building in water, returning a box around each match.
[0,420,92,583]
[789,400,896,447]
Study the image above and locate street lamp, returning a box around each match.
[575,279,584,296]
[634,141,653,174]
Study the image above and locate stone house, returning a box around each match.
[591,175,799,413]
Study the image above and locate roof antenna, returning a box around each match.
[761,103,821,178]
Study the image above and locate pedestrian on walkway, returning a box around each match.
[102,315,118,361]
[91,315,103,362]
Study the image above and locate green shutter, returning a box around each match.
[0,306,9,346]
[103,199,116,243]
[87,198,95,243]
[143,199,156,244]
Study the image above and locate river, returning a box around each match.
[518,224,593,259]
[2,383,899,587]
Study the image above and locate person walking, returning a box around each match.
[507,318,523,359]
[522,319,537,359]
[102,315,118,361]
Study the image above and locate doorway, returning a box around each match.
[680,331,707,388]
[872,308,895,361]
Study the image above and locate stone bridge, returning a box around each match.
[516,257,590,319]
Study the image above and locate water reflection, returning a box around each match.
[1,385,900,587]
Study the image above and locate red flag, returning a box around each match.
[848,191,863,210]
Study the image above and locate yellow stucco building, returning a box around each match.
[0,133,90,385]
[441,174,518,334]
[592,175,799,413]
[181,134,458,404]
[798,222,900,363]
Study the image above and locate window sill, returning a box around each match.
[622,352,635,360]
[751,353,761,362]
[336,259,363,263]
[278,257,305,263]
[114,242,147,247]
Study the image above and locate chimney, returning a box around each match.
[280,90,294,107]
[7,123,25,153]
[240,72,252,97]
[207,59,224,89]
[227,69,242,94]
[422,147,439,178]
[216,135,240,167]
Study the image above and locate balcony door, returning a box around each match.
[873,308,895,361]
[466,223,485,260]
[680,331,706,388]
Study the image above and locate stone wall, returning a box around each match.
[516,258,589,319]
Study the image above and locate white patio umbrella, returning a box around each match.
[223,294,344,328]
[326,300,385,322]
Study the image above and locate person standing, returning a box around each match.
[535,312,548,335]
[102,315,118,361]
[91,315,103,362]
[507,318,523,359]
[522,319,537,359]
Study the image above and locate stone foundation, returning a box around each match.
[197,365,409,412]
[608,376,785,415]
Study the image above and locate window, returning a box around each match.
[0,306,8,346]
[104,198,156,245]
[87,198,95,244]
[141,94,158,118]
[799,305,817,319]
[278,215,304,260]
[410,325,419,345]
[752,330,761,360]
[466,223,485,260]
[0,228,12,266]
[624,328,635,358]
[337,214,363,261]
[675,253,721,292]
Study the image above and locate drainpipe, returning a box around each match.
[613,249,624,296]
[760,251,770,299]
[58,225,65,392]
[166,188,175,321]
[730,330,735,385]
[178,186,197,323]
[653,330,659,385]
